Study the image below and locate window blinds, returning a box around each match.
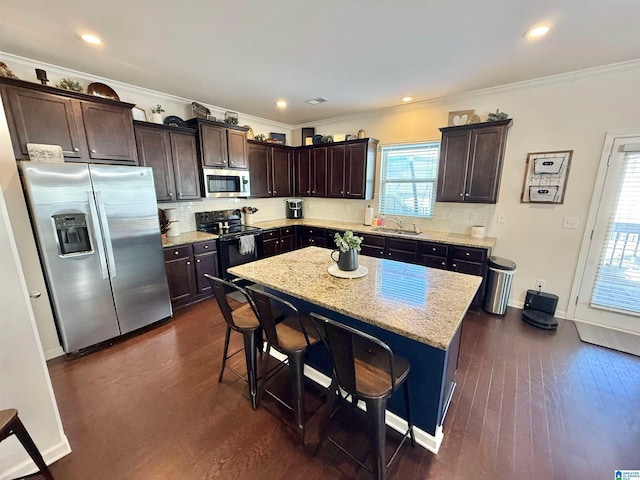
[379,143,440,218]
[591,150,640,314]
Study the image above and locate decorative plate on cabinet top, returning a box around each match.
[163,115,187,127]
[86,82,120,101]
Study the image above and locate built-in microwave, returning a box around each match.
[202,168,251,198]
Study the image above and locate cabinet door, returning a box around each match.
[170,131,201,200]
[81,102,137,164]
[385,238,418,263]
[312,147,328,196]
[194,252,218,294]
[295,149,312,196]
[247,142,270,197]
[271,146,293,197]
[2,86,84,158]
[135,126,175,201]
[360,233,386,258]
[200,123,228,167]
[263,238,279,258]
[465,126,506,203]
[327,145,346,197]
[227,129,247,168]
[345,142,367,198]
[279,235,295,253]
[436,130,470,202]
[165,256,197,303]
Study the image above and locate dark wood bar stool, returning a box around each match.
[246,286,320,444]
[309,313,415,480]
[0,409,54,480]
[205,274,263,410]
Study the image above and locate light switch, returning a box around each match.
[562,216,579,229]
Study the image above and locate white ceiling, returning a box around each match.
[2,0,639,125]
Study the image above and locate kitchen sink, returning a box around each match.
[372,227,422,236]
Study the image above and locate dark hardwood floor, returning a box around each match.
[40,299,640,479]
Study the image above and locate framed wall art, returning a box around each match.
[520,150,573,204]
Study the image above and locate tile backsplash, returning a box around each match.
[159,197,498,237]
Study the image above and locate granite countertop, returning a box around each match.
[253,218,496,249]
[162,231,218,248]
[228,246,481,350]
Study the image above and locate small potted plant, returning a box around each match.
[56,78,83,92]
[331,230,363,271]
[149,104,165,124]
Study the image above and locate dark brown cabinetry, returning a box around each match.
[163,240,218,307]
[359,233,386,258]
[297,226,326,248]
[385,237,419,263]
[295,147,327,197]
[263,227,296,257]
[186,118,248,169]
[1,78,137,164]
[247,141,293,197]
[134,122,200,201]
[418,242,449,270]
[327,139,377,199]
[437,119,511,203]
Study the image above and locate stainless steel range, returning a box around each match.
[195,209,263,279]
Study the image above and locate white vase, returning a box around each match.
[149,112,163,124]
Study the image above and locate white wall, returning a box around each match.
[0,185,70,479]
[304,62,640,315]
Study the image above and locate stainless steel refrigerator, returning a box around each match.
[20,161,172,352]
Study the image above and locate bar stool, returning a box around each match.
[246,286,320,444]
[0,409,54,480]
[309,313,415,480]
[205,274,263,410]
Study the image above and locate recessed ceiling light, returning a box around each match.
[80,33,102,45]
[525,24,552,38]
[275,100,287,108]
[402,97,413,102]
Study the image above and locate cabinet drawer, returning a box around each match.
[386,238,418,252]
[419,241,448,257]
[361,233,385,247]
[421,255,448,270]
[451,246,486,263]
[263,229,279,240]
[298,227,325,237]
[192,240,217,255]
[280,227,294,237]
[450,260,484,276]
[361,245,385,258]
[164,245,192,261]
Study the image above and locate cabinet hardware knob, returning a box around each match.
[174,251,179,255]
[91,149,96,153]
[312,190,315,194]
[29,291,41,298]
[380,251,384,255]
[459,193,464,197]
[347,191,349,194]
[465,193,470,197]
[204,245,208,249]
[73,147,80,152]
[196,259,200,263]
[168,192,173,196]
[341,191,344,194]
[432,247,436,251]
[388,253,392,256]
[178,192,182,196]
[453,263,457,267]
[442,262,446,266]
[466,252,470,256]
[187,261,191,265]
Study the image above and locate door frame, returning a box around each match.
[567,130,640,326]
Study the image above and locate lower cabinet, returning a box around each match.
[164,240,218,307]
[263,227,296,257]
[297,226,326,248]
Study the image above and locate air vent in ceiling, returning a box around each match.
[305,97,329,105]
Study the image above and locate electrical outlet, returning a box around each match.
[497,213,506,223]
[562,216,579,229]
[535,278,546,290]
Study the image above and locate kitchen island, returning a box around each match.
[228,246,481,453]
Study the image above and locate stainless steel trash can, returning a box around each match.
[484,256,517,315]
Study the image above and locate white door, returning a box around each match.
[573,134,640,336]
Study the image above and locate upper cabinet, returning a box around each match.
[134,122,200,202]
[436,119,512,203]
[247,141,293,197]
[0,77,137,165]
[186,118,248,169]
[296,138,377,200]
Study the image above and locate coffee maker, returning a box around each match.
[285,198,303,219]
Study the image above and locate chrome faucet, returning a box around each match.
[386,216,404,229]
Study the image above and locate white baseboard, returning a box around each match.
[270,350,444,454]
[44,345,64,360]
[0,435,71,480]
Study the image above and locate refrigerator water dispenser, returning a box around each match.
[53,214,91,255]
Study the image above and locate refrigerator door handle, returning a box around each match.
[95,191,117,278]
[88,191,109,279]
